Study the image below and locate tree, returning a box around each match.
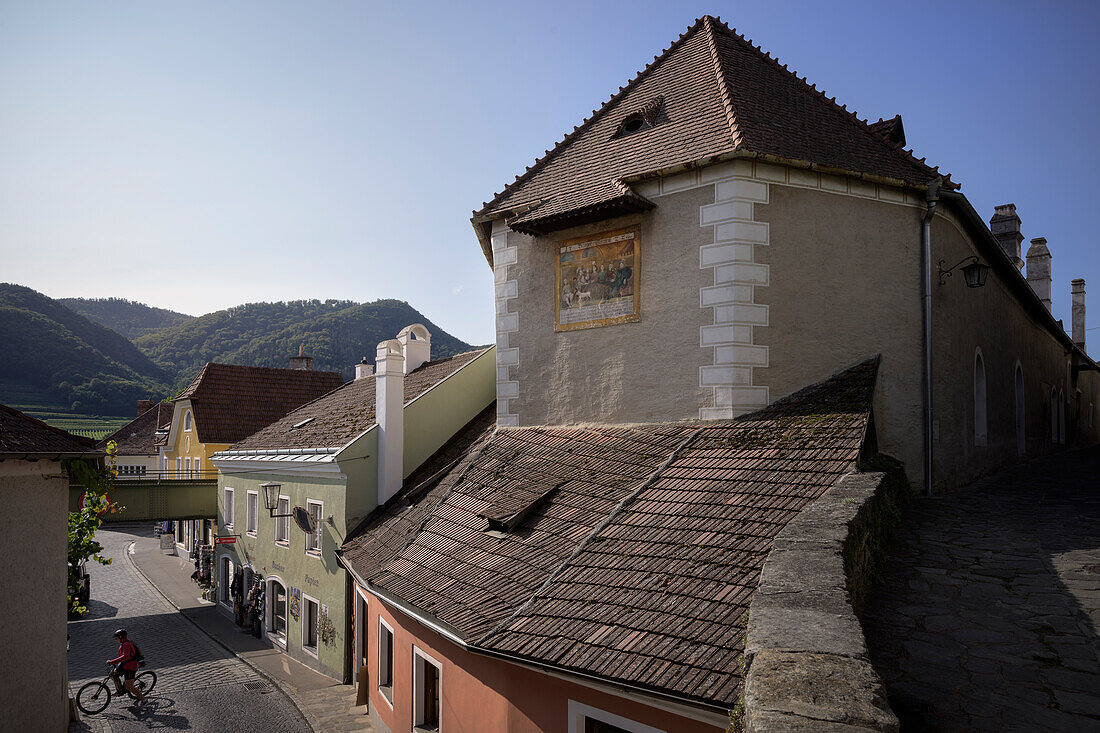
[64,441,123,615]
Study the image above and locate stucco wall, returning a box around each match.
[0,460,70,733]
[752,177,924,481]
[163,399,228,476]
[359,588,724,733]
[501,187,714,426]
[218,471,349,680]
[929,207,1100,488]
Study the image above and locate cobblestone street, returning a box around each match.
[67,523,309,732]
[864,447,1100,732]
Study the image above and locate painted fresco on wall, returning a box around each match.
[555,227,640,331]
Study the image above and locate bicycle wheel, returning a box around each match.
[129,670,157,698]
[76,681,111,715]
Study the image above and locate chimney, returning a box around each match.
[1026,238,1052,311]
[990,204,1024,269]
[396,324,431,374]
[1072,279,1086,350]
[289,343,314,370]
[355,357,374,380]
[375,339,405,506]
[136,399,155,417]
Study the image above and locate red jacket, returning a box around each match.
[109,640,138,671]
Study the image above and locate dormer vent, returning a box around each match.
[611,96,666,139]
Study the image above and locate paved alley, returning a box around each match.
[864,447,1100,732]
[67,523,309,732]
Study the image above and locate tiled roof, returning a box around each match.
[176,363,345,445]
[98,402,174,456]
[341,358,878,707]
[230,349,490,452]
[475,16,951,237]
[0,402,98,456]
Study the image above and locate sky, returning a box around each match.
[2,1,1098,346]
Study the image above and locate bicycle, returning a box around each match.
[75,668,157,715]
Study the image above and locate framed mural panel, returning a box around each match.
[555,227,640,331]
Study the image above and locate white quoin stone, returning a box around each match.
[355,358,374,380]
[375,339,405,506]
[397,323,431,374]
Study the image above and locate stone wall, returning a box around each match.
[743,472,899,732]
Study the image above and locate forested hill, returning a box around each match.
[61,297,193,340]
[0,284,171,414]
[135,299,474,389]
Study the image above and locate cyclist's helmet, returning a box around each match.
[114,629,127,639]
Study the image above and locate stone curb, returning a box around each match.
[743,472,899,733]
[125,541,320,733]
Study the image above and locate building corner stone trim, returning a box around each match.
[492,220,520,426]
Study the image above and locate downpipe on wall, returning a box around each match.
[922,181,940,497]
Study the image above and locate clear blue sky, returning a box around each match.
[2,1,1097,346]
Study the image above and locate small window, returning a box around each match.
[306,500,323,554]
[275,496,290,545]
[378,619,394,705]
[246,491,258,536]
[184,410,193,432]
[569,700,665,733]
[413,647,441,732]
[224,488,235,528]
[303,596,319,655]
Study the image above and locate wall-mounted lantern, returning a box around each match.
[938,255,990,288]
[261,482,293,518]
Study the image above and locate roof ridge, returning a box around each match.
[473,16,712,217]
[709,18,956,189]
[473,425,703,648]
[701,15,743,149]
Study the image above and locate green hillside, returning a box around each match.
[61,297,193,340]
[0,284,172,415]
[136,299,474,388]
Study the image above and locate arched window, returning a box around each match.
[1050,388,1059,444]
[184,410,193,432]
[1058,389,1066,445]
[973,350,987,447]
[1014,364,1025,457]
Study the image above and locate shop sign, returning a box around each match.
[214,537,236,545]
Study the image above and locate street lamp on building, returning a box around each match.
[260,482,293,518]
[938,255,991,288]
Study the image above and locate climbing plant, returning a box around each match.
[65,440,123,615]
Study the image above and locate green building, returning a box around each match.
[210,325,494,680]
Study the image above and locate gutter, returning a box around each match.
[922,183,939,497]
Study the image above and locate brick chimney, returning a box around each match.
[990,204,1024,269]
[288,343,314,370]
[375,339,405,506]
[396,324,431,374]
[1072,279,1086,351]
[1026,238,1052,311]
[136,399,155,417]
[355,357,374,380]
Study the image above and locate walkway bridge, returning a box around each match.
[69,471,218,522]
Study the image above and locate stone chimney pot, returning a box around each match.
[1072,278,1086,351]
[990,203,1024,269]
[396,324,432,374]
[375,339,405,506]
[288,343,314,370]
[355,357,375,380]
[136,399,155,417]
[1026,237,1052,311]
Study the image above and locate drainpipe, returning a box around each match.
[922,180,940,497]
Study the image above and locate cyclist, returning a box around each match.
[105,629,146,705]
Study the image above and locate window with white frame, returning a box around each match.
[306,500,323,553]
[413,647,442,732]
[378,619,394,705]
[175,457,182,479]
[224,488,234,528]
[567,700,665,733]
[194,457,202,476]
[184,410,193,431]
[302,596,319,655]
[275,496,290,545]
[246,491,258,536]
